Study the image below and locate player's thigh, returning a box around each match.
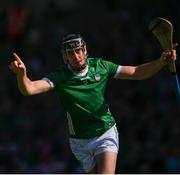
[95,151,117,174]
[94,125,119,173]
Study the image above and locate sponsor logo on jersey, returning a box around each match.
[94,73,101,81]
[80,76,90,85]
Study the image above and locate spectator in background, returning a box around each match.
[7,1,28,40]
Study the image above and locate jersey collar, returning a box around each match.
[68,65,89,76]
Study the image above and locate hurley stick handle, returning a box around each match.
[169,59,176,73]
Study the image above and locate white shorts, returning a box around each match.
[69,125,119,172]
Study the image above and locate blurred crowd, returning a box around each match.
[0,0,180,173]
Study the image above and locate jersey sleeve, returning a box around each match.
[42,71,59,89]
[100,59,121,77]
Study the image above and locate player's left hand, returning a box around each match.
[161,43,177,63]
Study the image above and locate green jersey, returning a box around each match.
[45,58,119,139]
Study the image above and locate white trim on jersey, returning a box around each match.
[42,77,55,89]
[113,65,122,79]
[68,65,89,77]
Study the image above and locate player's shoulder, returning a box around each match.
[87,57,104,65]
[88,57,114,66]
[88,57,101,61]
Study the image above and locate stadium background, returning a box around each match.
[0,0,180,173]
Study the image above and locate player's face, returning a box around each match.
[66,48,87,70]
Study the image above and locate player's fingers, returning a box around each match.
[13,52,23,63]
[163,50,176,61]
[163,51,171,56]
[172,50,177,61]
[14,60,20,67]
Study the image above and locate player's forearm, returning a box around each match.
[16,73,35,96]
[134,57,167,80]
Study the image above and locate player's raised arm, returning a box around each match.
[9,53,52,96]
[116,49,176,80]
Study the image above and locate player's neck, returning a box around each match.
[68,65,88,76]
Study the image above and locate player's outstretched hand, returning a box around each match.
[9,53,26,75]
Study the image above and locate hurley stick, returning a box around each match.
[149,17,180,106]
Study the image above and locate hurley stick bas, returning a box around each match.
[149,17,180,106]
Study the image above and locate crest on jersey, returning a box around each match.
[94,73,101,81]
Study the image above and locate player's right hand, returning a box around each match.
[9,53,26,75]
